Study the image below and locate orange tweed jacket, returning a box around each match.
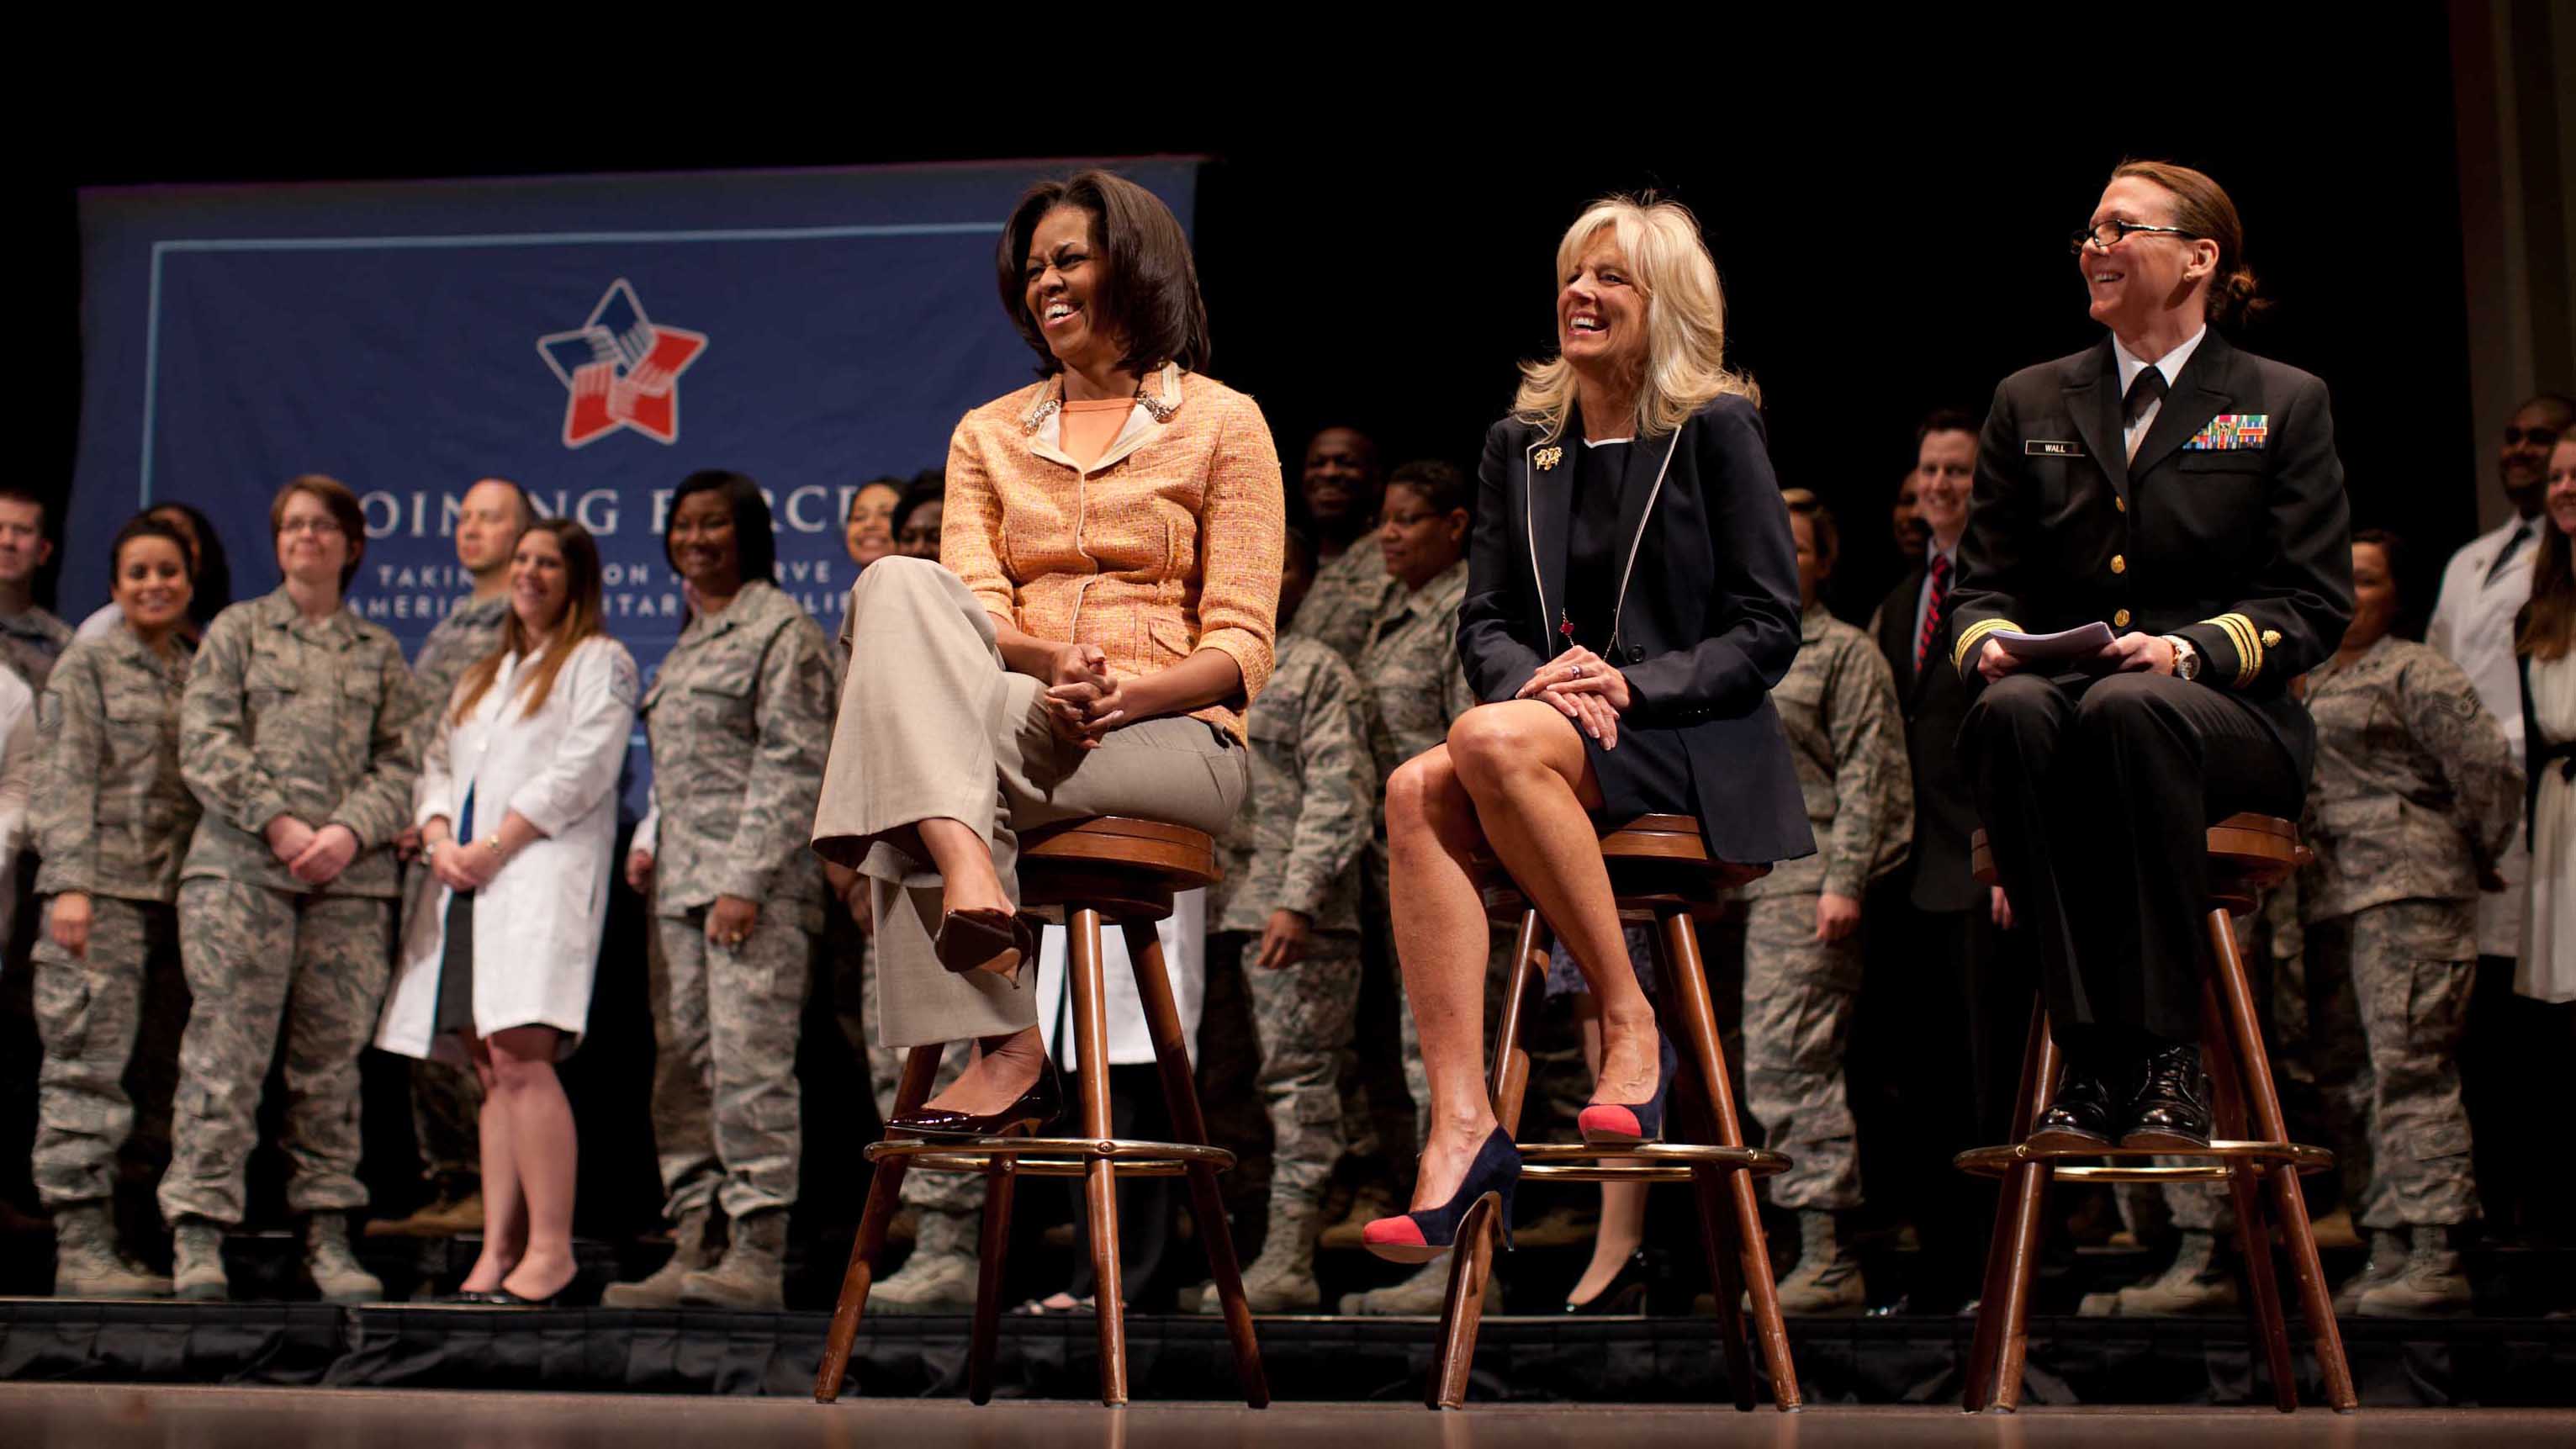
[940,365,1285,741]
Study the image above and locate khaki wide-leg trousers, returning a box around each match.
[813,558,1248,1049]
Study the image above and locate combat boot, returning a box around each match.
[868,1207,977,1314]
[1186,1199,1321,1313]
[680,1208,786,1309]
[2331,1227,2407,1314]
[1318,1182,1396,1251]
[2113,1229,2239,1315]
[603,1207,715,1308]
[172,1219,230,1301]
[305,1212,383,1304]
[1771,1209,1865,1315]
[1341,1256,1488,1316]
[2356,1225,2472,1317]
[50,1202,171,1298]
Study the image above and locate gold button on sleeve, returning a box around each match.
[2113,609,2131,627]
[2116,496,2128,512]
[2261,629,2282,647]
[2110,554,2127,574]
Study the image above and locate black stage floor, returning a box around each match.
[5,1299,2573,1408]
[5,1385,2574,1449]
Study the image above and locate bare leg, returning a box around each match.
[916,818,1011,918]
[459,1039,520,1293]
[917,1025,1049,1117]
[489,1027,579,1301]
[1568,997,1648,1304]
[1447,702,1658,1109]
[1386,743,1505,1211]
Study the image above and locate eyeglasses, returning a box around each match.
[2070,219,2202,254]
[278,516,344,537]
[2504,425,2563,448]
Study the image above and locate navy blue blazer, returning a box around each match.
[1457,394,1816,865]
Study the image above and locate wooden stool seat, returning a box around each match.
[814,816,1267,1409]
[1957,812,2355,1415]
[1428,814,1799,1413]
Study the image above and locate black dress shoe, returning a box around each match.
[1564,1249,1653,1314]
[2026,1066,2118,1151]
[2122,1041,2211,1150]
[887,1055,1065,1139]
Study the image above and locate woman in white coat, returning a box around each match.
[376,520,637,1305]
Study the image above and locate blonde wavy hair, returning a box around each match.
[1512,195,1758,442]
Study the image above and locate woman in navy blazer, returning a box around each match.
[1362,197,1812,1258]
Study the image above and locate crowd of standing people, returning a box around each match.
[5,164,2571,1328]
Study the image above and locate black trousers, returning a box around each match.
[1958,670,2301,1048]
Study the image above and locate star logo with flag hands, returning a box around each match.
[536,279,708,447]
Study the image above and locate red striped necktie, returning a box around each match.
[1916,553,1951,670]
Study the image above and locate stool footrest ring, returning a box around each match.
[866,1135,1234,1180]
[1515,1140,1790,1184]
[1954,1139,2331,1182]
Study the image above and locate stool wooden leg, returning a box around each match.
[1066,907,1128,1407]
[1966,1003,2059,1415]
[815,1044,942,1404]
[1657,905,1800,1412]
[1428,908,1549,1411]
[967,1151,1020,1406]
[1645,924,1753,1411]
[1119,920,1269,1409]
[2206,908,2356,1412]
[2201,976,2297,1413]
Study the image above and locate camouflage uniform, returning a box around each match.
[399,595,511,1187]
[635,580,834,1222]
[161,590,418,1226]
[1215,633,1374,1210]
[0,605,74,689]
[1354,561,1481,1142]
[1289,538,1399,669]
[1739,606,1911,1209]
[2296,636,2521,1229]
[28,627,197,1208]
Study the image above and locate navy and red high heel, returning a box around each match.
[1360,1127,1521,1264]
[1577,1060,1670,1146]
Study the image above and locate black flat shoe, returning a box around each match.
[2121,1041,2211,1150]
[1361,1127,1521,1264]
[485,1286,560,1307]
[437,1289,505,1304]
[2027,1066,2118,1152]
[1564,1249,1653,1314]
[934,908,1036,980]
[888,1054,1064,1139]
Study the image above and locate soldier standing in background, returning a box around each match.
[604,473,834,1311]
[372,477,532,1242]
[1287,426,1394,666]
[0,484,73,1232]
[1741,490,1911,1313]
[29,516,199,1295]
[1342,460,1482,1317]
[0,485,73,689]
[2299,531,2520,1316]
[161,477,420,1303]
[1183,526,1374,1313]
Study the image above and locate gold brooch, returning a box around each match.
[1535,446,1563,471]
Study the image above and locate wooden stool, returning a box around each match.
[1426,813,1799,1412]
[812,817,1268,1409]
[1955,812,2354,1415]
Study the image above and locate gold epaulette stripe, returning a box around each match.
[1952,618,2022,672]
[2200,613,2261,688]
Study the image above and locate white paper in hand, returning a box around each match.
[1987,622,2118,661]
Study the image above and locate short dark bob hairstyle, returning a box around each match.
[664,469,778,584]
[997,170,1211,379]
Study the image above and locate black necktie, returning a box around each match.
[2124,367,2168,427]
[2485,521,2536,589]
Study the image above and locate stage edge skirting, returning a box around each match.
[4,1303,2574,1406]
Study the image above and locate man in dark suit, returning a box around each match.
[1856,409,2028,1309]
[1950,162,2351,1152]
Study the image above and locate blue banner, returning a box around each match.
[72,159,1199,806]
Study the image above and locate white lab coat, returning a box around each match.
[1031,888,1206,1067]
[376,637,637,1066]
[2428,516,2541,958]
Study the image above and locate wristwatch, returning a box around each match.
[2164,635,2201,682]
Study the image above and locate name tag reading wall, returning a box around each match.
[73,160,1203,812]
